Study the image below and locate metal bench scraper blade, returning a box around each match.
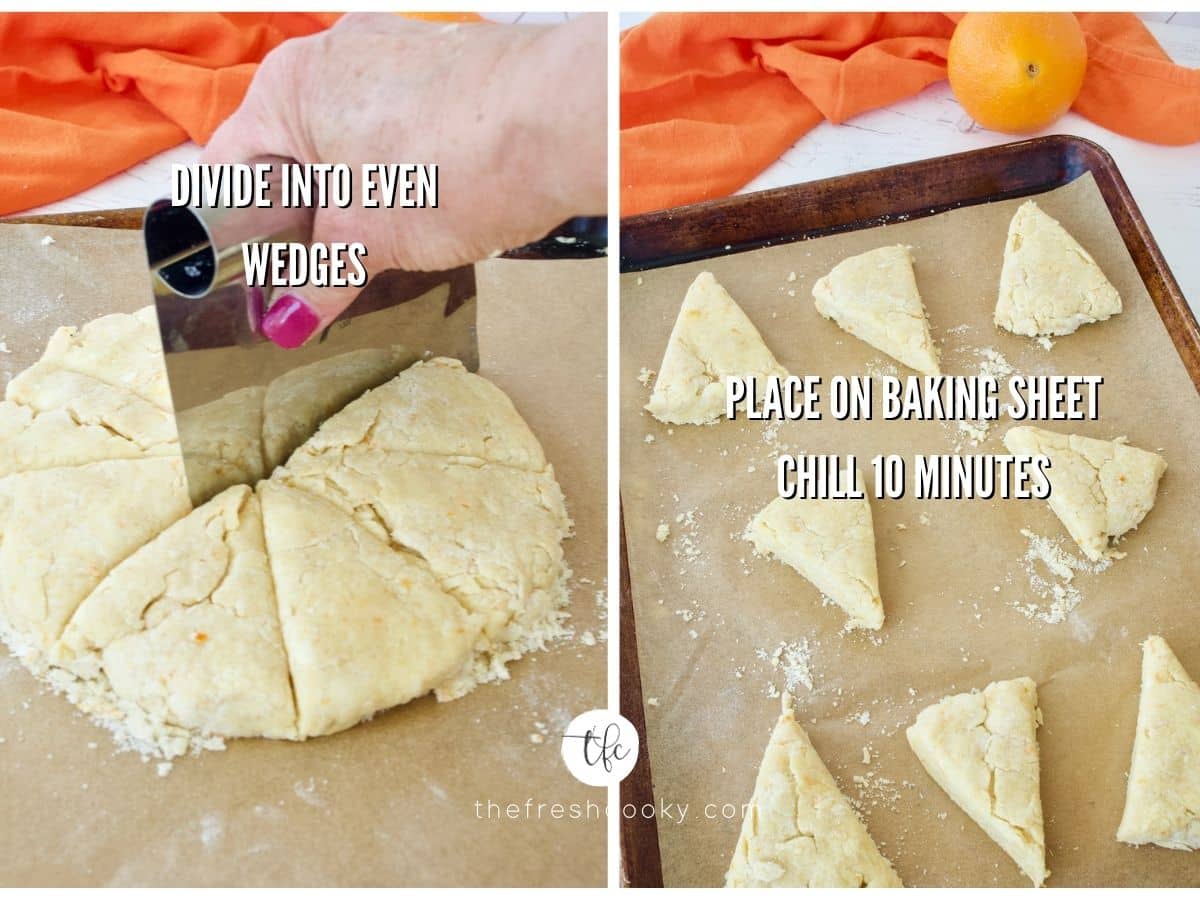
[143,157,477,506]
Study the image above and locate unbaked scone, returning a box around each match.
[54,485,297,750]
[1003,425,1166,561]
[906,677,1048,887]
[261,345,412,471]
[812,245,940,375]
[0,393,169,478]
[174,385,268,505]
[5,367,177,462]
[1117,635,1200,849]
[258,481,476,738]
[646,271,787,425]
[274,444,570,697]
[292,356,550,472]
[726,695,902,887]
[746,487,884,630]
[0,457,190,655]
[995,200,1122,337]
[13,307,172,409]
[0,312,178,477]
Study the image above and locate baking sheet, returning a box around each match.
[620,173,1200,887]
[0,224,607,887]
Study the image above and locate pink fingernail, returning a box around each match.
[262,293,320,348]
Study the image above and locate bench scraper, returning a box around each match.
[145,156,606,507]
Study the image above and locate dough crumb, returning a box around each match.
[786,271,797,282]
[529,733,545,744]
[849,770,903,814]
[957,420,989,446]
[644,433,655,443]
[1036,335,1055,351]
[862,746,872,765]
[40,235,55,247]
[976,346,1015,381]
[579,630,596,647]
[156,761,173,777]
[756,639,815,693]
[637,367,654,386]
[655,523,670,542]
[670,508,702,561]
[647,697,660,707]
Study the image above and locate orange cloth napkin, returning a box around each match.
[0,11,481,216]
[621,12,1200,216]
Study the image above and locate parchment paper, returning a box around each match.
[620,173,1200,887]
[0,226,607,887]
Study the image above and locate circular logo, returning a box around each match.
[560,709,639,787]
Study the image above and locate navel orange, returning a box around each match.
[947,13,1088,134]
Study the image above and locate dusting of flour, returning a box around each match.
[1011,528,1111,625]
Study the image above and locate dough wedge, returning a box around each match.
[812,245,940,375]
[293,357,549,472]
[0,396,169,477]
[4,367,177,462]
[1117,635,1200,849]
[258,481,478,738]
[261,345,413,471]
[646,271,787,425]
[1003,425,1166,561]
[174,385,268,505]
[906,677,1048,887]
[746,488,884,630]
[994,200,1122,337]
[275,446,571,697]
[55,485,297,750]
[0,457,190,656]
[726,695,902,887]
[12,307,172,409]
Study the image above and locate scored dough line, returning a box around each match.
[254,487,303,737]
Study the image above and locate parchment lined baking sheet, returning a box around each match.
[0,225,606,887]
[620,173,1200,887]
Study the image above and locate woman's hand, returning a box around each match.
[202,13,605,347]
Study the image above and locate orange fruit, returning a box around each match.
[947,13,1088,134]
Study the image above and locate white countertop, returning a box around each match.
[23,14,1200,316]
